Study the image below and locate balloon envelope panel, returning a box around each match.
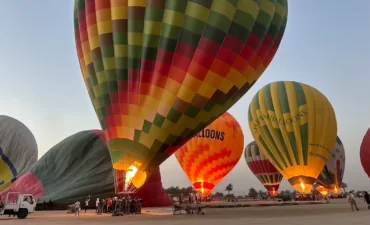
[0,115,38,191]
[248,81,337,193]
[175,112,244,196]
[317,136,345,193]
[73,0,288,183]
[244,141,282,196]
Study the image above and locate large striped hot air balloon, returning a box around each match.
[244,141,282,196]
[317,136,345,193]
[248,81,337,193]
[73,0,288,189]
[175,112,243,196]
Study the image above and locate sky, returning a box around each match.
[1,1,370,195]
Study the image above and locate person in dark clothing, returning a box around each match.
[364,191,370,205]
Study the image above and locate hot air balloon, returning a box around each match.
[73,0,288,190]
[317,136,345,193]
[0,115,38,191]
[248,81,337,193]
[175,112,243,196]
[244,141,283,196]
[1,130,171,207]
[313,183,328,196]
[360,129,370,178]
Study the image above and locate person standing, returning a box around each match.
[347,191,359,211]
[364,191,370,209]
[85,199,89,212]
[96,198,99,214]
[75,200,81,216]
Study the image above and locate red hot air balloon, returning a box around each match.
[244,141,283,196]
[360,129,370,178]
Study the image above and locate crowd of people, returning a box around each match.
[174,192,203,205]
[72,195,143,216]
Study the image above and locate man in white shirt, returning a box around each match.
[347,192,359,211]
[85,199,89,212]
[75,200,81,216]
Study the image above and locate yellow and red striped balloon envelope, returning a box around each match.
[73,0,288,188]
[175,112,244,196]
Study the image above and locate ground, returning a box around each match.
[1,199,368,225]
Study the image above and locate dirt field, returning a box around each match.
[1,199,368,225]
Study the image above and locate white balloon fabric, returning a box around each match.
[0,115,38,191]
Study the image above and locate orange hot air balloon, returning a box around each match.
[175,112,243,196]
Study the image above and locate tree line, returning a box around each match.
[164,182,355,199]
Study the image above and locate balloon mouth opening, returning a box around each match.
[114,162,147,192]
[125,165,138,184]
[315,185,329,196]
[329,186,340,193]
[288,176,315,193]
[193,181,214,197]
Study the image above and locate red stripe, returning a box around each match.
[191,147,233,180]
[95,0,111,10]
[247,160,279,174]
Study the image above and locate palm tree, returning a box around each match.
[341,182,348,192]
[225,183,233,195]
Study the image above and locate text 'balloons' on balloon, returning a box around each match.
[244,141,283,196]
[73,0,288,188]
[360,129,370,178]
[317,136,345,193]
[175,112,244,196]
[248,81,337,193]
[0,116,38,191]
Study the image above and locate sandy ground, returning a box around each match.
[1,199,368,225]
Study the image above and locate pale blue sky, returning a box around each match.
[1,1,370,194]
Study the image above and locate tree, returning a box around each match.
[164,186,195,196]
[340,182,348,192]
[248,188,258,200]
[225,183,233,195]
[214,192,224,197]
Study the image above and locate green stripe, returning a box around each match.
[263,84,274,110]
[277,81,289,113]
[263,126,288,168]
[274,128,293,166]
[253,91,260,110]
[293,82,306,106]
[258,136,282,170]
[301,123,309,165]
[287,131,299,165]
